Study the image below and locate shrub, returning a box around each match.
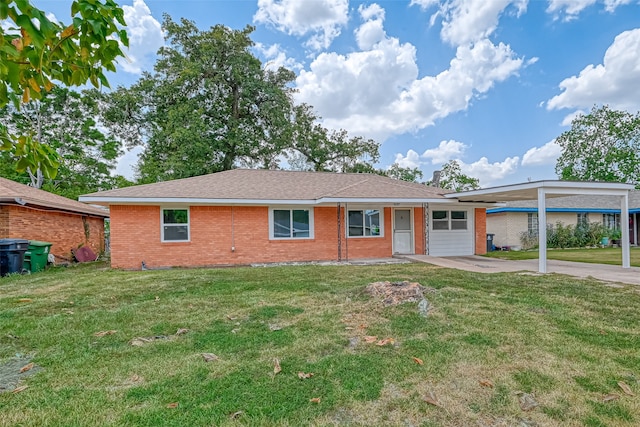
[543,221,607,249]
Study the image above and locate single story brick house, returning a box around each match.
[487,191,640,249]
[0,177,108,258]
[80,169,492,269]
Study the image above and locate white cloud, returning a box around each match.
[436,0,528,46]
[546,0,596,20]
[393,145,519,187]
[296,6,526,142]
[255,43,303,71]
[422,140,467,164]
[603,0,632,12]
[521,140,562,166]
[547,28,640,112]
[546,0,629,20]
[392,140,468,169]
[121,0,164,74]
[409,0,440,10]
[354,4,386,50]
[394,149,422,169]
[458,156,520,186]
[253,0,349,50]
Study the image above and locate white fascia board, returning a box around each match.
[447,180,634,199]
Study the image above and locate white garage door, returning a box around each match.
[428,208,474,256]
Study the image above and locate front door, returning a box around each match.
[393,209,413,254]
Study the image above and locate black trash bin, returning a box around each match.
[486,234,495,252]
[0,239,29,277]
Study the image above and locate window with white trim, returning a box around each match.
[432,210,467,230]
[348,209,382,237]
[527,212,538,236]
[162,208,189,242]
[603,213,620,230]
[271,208,313,239]
[577,212,589,227]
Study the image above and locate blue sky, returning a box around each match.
[34,0,640,186]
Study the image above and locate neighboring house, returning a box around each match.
[487,191,640,248]
[80,169,491,269]
[0,177,108,258]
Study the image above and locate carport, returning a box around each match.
[447,181,634,273]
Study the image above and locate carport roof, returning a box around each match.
[447,180,634,203]
[446,180,635,273]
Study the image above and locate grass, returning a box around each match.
[485,246,640,267]
[0,261,639,426]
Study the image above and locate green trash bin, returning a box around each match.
[25,241,53,273]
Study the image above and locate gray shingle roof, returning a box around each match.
[0,177,109,217]
[500,191,640,210]
[80,169,450,203]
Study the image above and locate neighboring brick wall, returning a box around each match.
[110,205,410,269]
[486,212,508,247]
[0,207,9,237]
[489,211,590,248]
[474,208,487,255]
[0,205,105,257]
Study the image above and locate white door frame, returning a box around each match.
[393,208,414,254]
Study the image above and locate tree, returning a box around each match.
[289,103,380,173]
[0,0,128,178]
[429,160,480,191]
[555,105,640,185]
[104,16,296,183]
[385,163,423,182]
[0,87,123,199]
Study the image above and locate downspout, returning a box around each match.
[231,206,235,252]
[345,203,349,262]
[423,203,429,255]
[337,202,341,262]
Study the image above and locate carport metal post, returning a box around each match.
[622,192,630,268]
[537,187,547,273]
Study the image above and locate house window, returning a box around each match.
[271,208,312,239]
[162,208,189,242]
[603,213,620,230]
[451,211,467,230]
[577,212,589,227]
[432,210,467,230]
[432,211,449,230]
[348,209,382,237]
[527,212,538,236]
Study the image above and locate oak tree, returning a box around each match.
[555,105,640,185]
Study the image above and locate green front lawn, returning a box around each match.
[1,262,639,426]
[485,246,640,267]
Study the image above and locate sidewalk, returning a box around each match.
[402,255,640,286]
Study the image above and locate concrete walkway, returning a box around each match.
[402,254,640,286]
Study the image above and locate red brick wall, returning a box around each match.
[414,206,425,254]
[475,208,487,255]
[110,205,407,269]
[0,205,105,258]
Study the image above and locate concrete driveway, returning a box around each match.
[402,255,640,286]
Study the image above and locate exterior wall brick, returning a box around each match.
[413,206,425,255]
[0,205,105,258]
[474,208,487,255]
[110,205,425,269]
[486,212,508,247]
